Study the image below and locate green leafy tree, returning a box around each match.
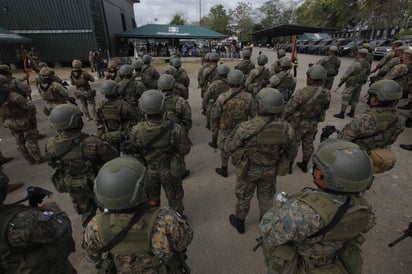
[230,2,255,41]
[170,14,185,25]
[200,4,231,34]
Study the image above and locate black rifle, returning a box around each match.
[27,186,53,206]
[253,236,263,252]
[388,222,412,247]
[320,125,338,142]
[67,96,78,106]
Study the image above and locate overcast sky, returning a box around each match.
[133,0,269,25]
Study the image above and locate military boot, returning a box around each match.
[333,111,345,119]
[229,214,245,234]
[215,166,228,178]
[297,160,309,173]
[347,109,355,118]
[181,169,190,180]
[405,118,412,128]
[208,141,218,149]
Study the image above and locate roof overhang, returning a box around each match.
[0,27,32,44]
[251,24,338,38]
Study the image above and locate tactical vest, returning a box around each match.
[299,86,329,120]
[248,67,270,94]
[135,121,172,149]
[71,70,90,90]
[395,62,412,93]
[39,80,56,101]
[274,72,295,102]
[236,60,255,75]
[102,100,123,131]
[0,93,27,119]
[219,93,249,130]
[208,79,230,103]
[48,133,95,193]
[348,59,370,85]
[323,56,340,76]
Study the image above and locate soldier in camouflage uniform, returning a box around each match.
[141,55,160,89]
[204,64,230,148]
[82,156,193,274]
[316,45,341,90]
[170,58,190,94]
[234,49,255,76]
[96,80,138,150]
[372,40,404,73]
[117,64,147,116]
[271,49,286,75]
[128,90,191,215]
[226,88,297,234]
[268,57,296,103]
[334,49,371,119]
[338,80,404,162]
[45,104,119,227]
[384,49,412,128]
[34,62,64,89]
[0,167,77,274]
[259,139,375,274]
[362,43,373,68]
[283,65,331,173]
[39,67,70,116]
[104,59,121,82]
[245,54,271,96]
[162,66,189,99]
[370,46,407,84]
[0,75,45,164]
[197,52,211,88]
[211,69,256,178]
[199,52,220,101]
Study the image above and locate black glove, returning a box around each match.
[27,186,53,207]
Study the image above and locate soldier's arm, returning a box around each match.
[210,96,223,131]
[337,114,372,141]
[54,83,69,98]
[82,218,104,265]
[180,100,192,131]
[244,70,255,88]
[248,96,257,118]
[122,101,139,123]
[282,90,303,120]
[384,64,407,80]
[182,71,190,88]
[284,124,298,163]
[87,137,119,163]
[226,123,248,154]
[11,93,35,112]
[171,124,191,156]
[95,106,105,138]
[85,71,95,83]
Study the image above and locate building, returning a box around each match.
[0,0,140,64]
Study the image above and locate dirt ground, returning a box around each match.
[1,48,411,273]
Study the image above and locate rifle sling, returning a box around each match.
[221,87,243,109]
[50,134,88,163]
[243,116,276,145]
[273,72,289,89]
[142,120,174,150]
[355,116,399,144]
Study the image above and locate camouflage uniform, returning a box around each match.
[316,55,341,90]
[271,60,281,75]
[175,67,190,90]
[211,88,256,168]
[0,78,44,164]
[244,66,271,96]
[373,56,401,81]
[234,59,255,76]
[45,132,119,226]
[268,71,296,103]
[283,85,330,163]
[129,119,191,214]
[375,50,396,71]
[141,64,160,89]
[82,207,193,274]
[38,79,68,116]
[70,69,96,119]
[163,91,192,133]
[96,98,138,149]
[259,189,375,274]
[117,77,147,116]
[227,116,297,220]
[172,81,189,100]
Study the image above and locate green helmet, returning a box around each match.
[227,69,244,86]
[170,58,182,69]
[312,139,373,193]
[101,80,118,96]
[306,64,327,80]
[204,53,211,62]
[131,60,143,70]
[94,156,148,210]
[0,64,11,75]
[210,52,220,61]
[257,54,268,65]
[142,54,152,64]
[40,67,54,76]
[162,66,177,76]
[277,49,286,59]
[279,56,292,69]
[158,74,175,90]
[256,88,283,114]
[119,64,133,78]
[242,50,251,59]
[395,45,409,52]
[139,89,165,114]
[368,80,402,102]
[217,64,230,76]
[38,62,48,68]
[49,104,83,131]
[72,59,82,69]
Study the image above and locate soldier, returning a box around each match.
[199,52,220,97]
[27,47,40,73]
[245,54,271,96]
[283,65,330,173]
[384,49,412,127]
[105,60,121,82]
[316,45,341,90]
[38,67,70,116]
[128,90,191,215]
[372,40,404,73]
[227,88,297,234]
[70,59,96,120]
[334,49,371,119]
[197,52,211,88]
[271,49,286,74]
[0,168,77,274]
[370,46,407,84]
[141,54,160,89]
[362,43,373,67]
[82,156,193,273]
[234,49,255,76]
[211,69,256,178]
[96,80,138,150]
[170,57,190,92]
[45,104,119,227]
[131,59,144,81]
[117,64,147,115]
[204,64,230,148]
[0,75,45,164]
[268,57,296,103]
[338,80,404,172]
[162,66,189,99]
[259,139,375,274]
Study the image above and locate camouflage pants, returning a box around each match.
[69,191,98,227]
[218,129,233,167]
[294,120,319,162]
[341,84,362,111]
[79,97,96,119]
[323,76,335,90]
[235,163,277,220]
[147,166,184,214]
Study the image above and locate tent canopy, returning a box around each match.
[116,24,228,39]
[251,24,337,38]
[0,27,32,44]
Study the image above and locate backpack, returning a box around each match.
[219,91,249,130]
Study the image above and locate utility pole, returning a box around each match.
[199,0,202,25]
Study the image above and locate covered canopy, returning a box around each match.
[116,24,228,39]
[251,24,337,38]
[0,27,32,44]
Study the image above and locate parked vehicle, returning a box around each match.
[297,40,311,53]
[372,39,393,59]
[317,39,335,55]
[307,39,323,54]
[339,40,368,56]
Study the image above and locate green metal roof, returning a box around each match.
[116,24,228,39]
[0,27,32,44]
